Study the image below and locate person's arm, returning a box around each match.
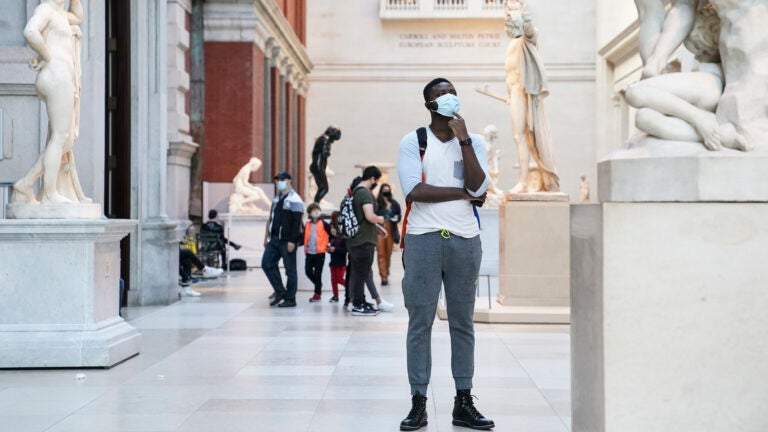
[24,7,53,66]
[449,114,489,197]
[397,132,474,203]
[390,201,402,223]
[363,203,384,225]
[67,0,84,25]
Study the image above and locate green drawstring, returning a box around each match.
[440,229,451,239]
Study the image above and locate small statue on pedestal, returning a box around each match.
[579,175,590,203]
[483,125,504,208]
[309,126,341,204]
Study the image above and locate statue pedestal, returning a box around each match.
[438,196,571,324]
[222,213,269,267]
[0,219,141,368]
[571,147,768,431]
[496,195,570,323]
[6,202,102,219]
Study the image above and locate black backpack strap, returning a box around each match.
[416,127,428,158]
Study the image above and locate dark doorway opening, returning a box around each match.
[106,0,132,307]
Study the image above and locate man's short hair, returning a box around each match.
[362,165,382,181]
[208,209,218,220]
[423,77,452,101]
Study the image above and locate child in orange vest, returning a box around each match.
[305,203,331,302]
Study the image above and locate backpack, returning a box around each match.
[337,188,361,238]
[229,259,247,271]
[400,127,429,249]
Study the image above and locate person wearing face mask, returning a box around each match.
[304,203,331,303]
[346,166,388,316]
[262,172,304,308]
[397,78,493,431]
[375,183,402,286]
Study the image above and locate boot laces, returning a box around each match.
[408,395,427,418]
[461,394,483,418]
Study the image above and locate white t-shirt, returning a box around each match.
[397,127,489,238]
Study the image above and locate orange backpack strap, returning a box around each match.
[400,127,428,250]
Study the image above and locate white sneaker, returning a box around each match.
[346,303,354,312]
[202,266,224,277]
[181,287,202,297]
[378,299,394,313]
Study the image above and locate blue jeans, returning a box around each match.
[261,237,297,300]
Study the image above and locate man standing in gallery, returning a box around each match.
[397,78,494,431]
[262,172,304,308]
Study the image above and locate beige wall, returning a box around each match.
[306,0,598,206]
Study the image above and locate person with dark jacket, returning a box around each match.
[262,172,304,308]
[201,209,241,266]
[375,183,402,286]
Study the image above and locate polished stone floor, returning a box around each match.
[1,255,571,432]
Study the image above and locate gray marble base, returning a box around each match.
[0,219,142,368]
[599,138,768,202]
[6,202,103,219]
[571,202,768,431]
[222,213,269,268]
[498,200,570,311]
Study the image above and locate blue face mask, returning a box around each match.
[430,93,460,118]
[276,180,288,192]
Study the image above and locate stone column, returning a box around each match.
[129,0,179,306]
[167,0,198,238]
[291,84,299,177]
[262,45,273,181]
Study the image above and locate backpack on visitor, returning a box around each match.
[337,188,361,238]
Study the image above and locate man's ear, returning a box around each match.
[425,101,437,111]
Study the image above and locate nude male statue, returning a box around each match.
[309,126,341,204]
[12,0,92,205]
[503,0,559,193]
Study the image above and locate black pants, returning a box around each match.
[305,253,326,295]
[180,248,205,283]
[348,243,376,306]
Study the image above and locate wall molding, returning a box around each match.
[0,83,36,96]
[309,62,596,83]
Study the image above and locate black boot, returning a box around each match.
[400,392,428,431]
[452,390,494,430]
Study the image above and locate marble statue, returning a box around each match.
[579,174,590,203]
[708,0,768,150]
[309,126,341,204]
[627,0,758,151]
[307,165,335,210]
[229,158,272,215]
[504,0,559,193]
[483,125,504,207]
[477,0,560,194]
[11,0,94,207]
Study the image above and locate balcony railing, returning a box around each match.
[381,0,506,19]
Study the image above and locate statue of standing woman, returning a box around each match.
[309,126,341,204]
[11,0,93,207]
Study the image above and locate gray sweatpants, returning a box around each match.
[402,231,482,396]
